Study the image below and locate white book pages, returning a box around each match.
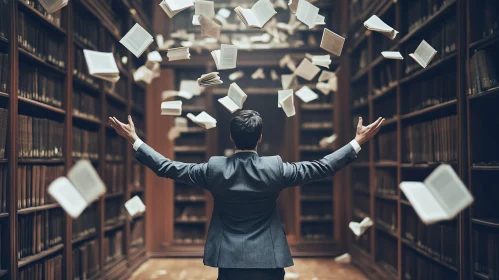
[193,15,201,25]
[235,8,259,28]
[198,72,223,87]
[400,182,448,225]
[147,51,163,62]
[48,178,88,218]
[319,134,337,148]
[180,80,202,96]
[320,28,345,57]
[409,40,438,68]
[279,91,295,117]
[195,0,215,18]
[199,15,221,39]
[83,50,120,82]
[318,70,335,82]
[294,58,321,81]
[315,14,326,25]
[156,34,165,48]
[166,0,194,12]
[124,196,146,217]
[251,68,266,79]
[218,96,240,113]
[161,101,183,116]
[229,71,245,81]
[278,89,293,108]
[217,8,231,19]
[328,73,338,92]
[187,111,217,129]
[38,0,67,13]
[271,70,279,81]
[381,51,404,60]
[334,253,351,264]
[364,15,399,40]
[177,90,194,99]
[159,1,180,18]
[281,74,296,90]
[133,66,154,84]
[349,217,373,236]
[250,34,272,43]
[67,160,106,204]
[212,44,238,70]
[120,24,154,58]
[296,86,318,103]
[167,47,191,61]
[284,272,300,280]
[162,90,178,100]
[251,0,277,28]
[296,0,319,29]
[311,55,331,68]
[218,83,247,113]
[316,82,332,95]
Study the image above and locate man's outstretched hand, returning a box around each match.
[108,115,139,145]
[355,117,385,146]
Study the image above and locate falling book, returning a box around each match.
[199,15,221,39]
[211,44,238,70]
[38,0,68,13]
[400,164,474,225]
[319,134,337,148]
[218,83,247,113]
[195,0,215,18]
[296,0,320,29]
[381,51,404,60]
[234,0,277,29]
[133,66,154,85]
[167,47,191,61]
[281,74,296,90]
[229,71,245,81]
[311,55,331,68]
[161,101,183,116]
[278,89,295,117]
[156,34,175,50]
[83,50,120,83]
[187,111,217,129]
[180,80,202,96]
[251,68,265,79]
[409,40,438,68]
[48,160,106,218]
[296,86,318,103]
[120,23,154,58]
[279,54,297,71]
[295,58,321,81]
[159,0,194,18]
[364,15,399,40]
[349,217,373,237]
[334,253,351,264]
[320,28,345,57]
[318,70,335,82]
[124,196,146,217]
[316,82,333,95]
[198,72,223,87]
[147,51,163,62]
[162,90,193,100]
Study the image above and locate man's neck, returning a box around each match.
[234,148,258,154]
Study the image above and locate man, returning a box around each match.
[109,110,384,280]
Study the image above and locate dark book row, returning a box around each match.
[301,203,333,220]
[373,95,397,122]
[72,240,99,280]
[404,0,451,33]
[375,169,397,195]
[473,229,499,279]
[0,108,7,158]
[104,198,124,225]
[0,0,8,40]
[402,115,458,164]
[74,47,100,87]
[73,90,101,121]
[351,47,368,78]
[72,204,97,241]
[72,127,99,160]
[17,164,63,209]
[469,0,498,43]
[103,230,124,265]
[132,88,145,112]
[174,227,205,244]
[19,0,63,28]
[18,254,63,280]
[175,205,206,222]
[131,162,144,189]
[301,223,333,241]
[18,208,64,259]
[373,62,396,95]
[107,103,127,124]
[105,136,125,162]
[402,70,456,114]
[18,11,66,69]
[18,115,64,159]
[375,130,397,162]
[376,201,397,231]
[355,228,371,253]
[351,80,369,107]
[131,219,145,248]
[469,47,499,96]
[403,206,457,266]
[403,249,456,279]
[104,163,125,194]
[348,0,373,26]
[353,194,370,217]
[105,78,127,101]
[0,165,6,213]
[0,53,8,93]
[352,168,370,193]
[73,7,99,50]
[376,233,398,274]
[19,63,64,108]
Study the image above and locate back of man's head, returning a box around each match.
[230,110,263,150]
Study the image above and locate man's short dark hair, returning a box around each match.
[230,110,263,150]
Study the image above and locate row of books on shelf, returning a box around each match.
[375,170,397,195]
[72,205,96,241]
[74,48,100,87]
[473,229,499,279]
[0,165,6,213]
[351,83,368,108]
[373,63,396,95]
[17,164,62,209]
[19,63,64,108]
[104,163,125,194]
[73,90,100,121]
[376,234,397,275]
[105,137,125,161]
[73,8,99,50]
[376,201,397,232]
[18,11,66,69]
[0,108,6,158]
[375,130,397,162]
[72,127,99,160]
[403,249,456,279]
[19,254,63,280]
[72,240,99,280]
[469,48,499,96]
[470,0,498,43]
[131,163,144,189]
[405,0,453,33]
[103,230,124,265]
[351,48,368,80]
[131,219,145,248]
[0,0,8,40]
[104,199,124,226]
[104,79,128,101]
[402,115,458,164]
[0,53,8,93]
[19,0,63,28]
[353,196,370,218]
[18,209,64,259]
[18,115,64,159]
[302,234,332,241]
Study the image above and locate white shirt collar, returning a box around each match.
[234,150,258,154]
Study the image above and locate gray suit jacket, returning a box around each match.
[135,143,357,268]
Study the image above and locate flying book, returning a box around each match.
[199,15,221,39]
[195,0,215,18]
[147,51,163,62]
[180,80,202,96]
[38,0,68,13]
[83,50,120,83]
[311,55,331,68]
[318,70,335,82]
[278,90,295,117]
[198,72,223,87]
[319,134,337,148]
[187,111,217,129]
[162,90,193,100]
[215,8,232,25]
[334,253,351,264]
[320,29,345,57]
[168,117,189,140]
[211,44,238,70]
[315,14,326,25]
[47,160,106,218]
[364,15,399,40]
[218,83,247,113]
[133,66,154,85]
[281,74,296,90]
[316,82,333,95]
[381,51,404,60]
[229,71,245,81]
[120,23,154,58]
[124,196,146,217]
[288,0,298,13]
[159,0,194,18]
[296,0,320,29]
[296,86,318,103]
[251,68,266,80]
[161,101,183,116]
[400,164,474,225]
[156,34,175,50]
[271,70,279,81]
[294,58,321,81]
[279,54,297,71]
[250,33,272,43]
[167,47,191,61]
[234,0,277,29]
[409,40,438,68]
[349,217,373,237]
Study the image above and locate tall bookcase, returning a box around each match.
[0,0,151,278]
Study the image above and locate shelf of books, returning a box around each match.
[344,0,468,279]
[0,0,151,279]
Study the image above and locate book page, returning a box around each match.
[159,1,179,18]
[83,50,119,75]
[364,15,395,33]
[424,164,474,218]
[147,51,163,62]
[199,15,221,39]
[166,0,194,12]
[400,181,448,224]
[277,89,293,108]
[381,51,404,60]
[240,8,260,27]
[296,0,319,29]
[218,96,240,113]
[252,0,277,27]
[67,160,106,204]
[220,44,238,69]
[228,83,247,108]
[195,111,217,129]
[320,28,345,56]
[161,101,183,115]
[318,70,335,82]
[295,58,321,81]
[124,196,146,217]
[411,40,438,68]
[296,86,318,102]
[279,93,295,117]
[180,80,201,96]
[334,253,351,264]
[315,14,325,25]
[195,0,215,17]
[48,177,87,218]
[120,23,154,58]
[281,74,296,90]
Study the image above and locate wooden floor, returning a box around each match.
[130,258,368,280]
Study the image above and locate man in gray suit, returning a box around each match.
[109,110,384,280]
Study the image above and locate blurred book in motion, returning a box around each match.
[281,74,297,90]
[211,44,238,70]
[349,217,373,236]
[159,0,194,18]
[319,134,337,148]
[409,40,438,68]
[167,47,191,61]
[296,86,318,103]
[295,58,321,81]
[251,68,266,79]
[133,66,154,84]
[234,0,277,29]
[156,34,175,50]
[318,70,335,82]
[187,111,217,129]
[400,164,473,225]
[161,101,183,116]
[38,0,68,13]
[364,15,399,40]
[147,51,163,63]
[334,253,351,264]
[280,54,297,71]
[296,0,320,29]
[48,160,106,218]
[198,72,223,87]
[320,29,345,57]
[120,23,154,58]
[311,55,332,68]
[199,15,221,39]
[195,0,215,18]
[278,90,295,117]
[218,83,247,113]
[229,71,245,81]
[83,50,120,83]
[125,196,146,218]
[168,117,189,140]
[381,51,404,60]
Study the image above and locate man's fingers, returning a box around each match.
[128,115,135,129]
[368,117,382,128]
[357,117,363,128]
